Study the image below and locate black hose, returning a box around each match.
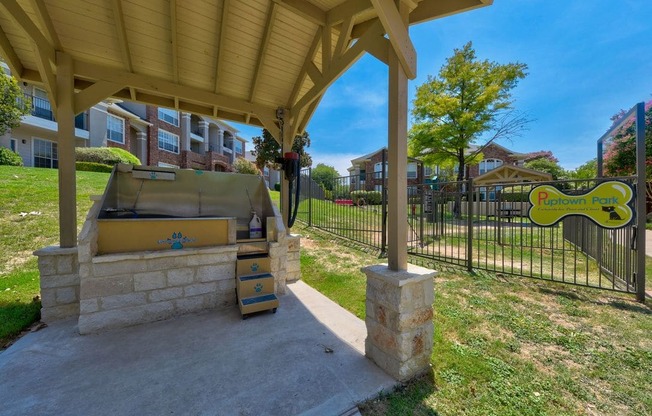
[287,175,301,228]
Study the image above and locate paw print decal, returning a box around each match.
[251,263,259,272]
[254,283,263,293]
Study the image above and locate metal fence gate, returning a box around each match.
[297,172,645,300]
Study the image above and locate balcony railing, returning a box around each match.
[21,93,89,130]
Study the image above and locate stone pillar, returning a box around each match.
[362,263,435,381]
[217,129,224,154]
[180,113,191,152]
[136,131,147,165]
[34,246,80,322]
[200,121,209,154]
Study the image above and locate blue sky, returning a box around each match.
[235,0,652,175]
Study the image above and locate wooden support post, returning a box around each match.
[387,2,410,271]
[55,52,77,247]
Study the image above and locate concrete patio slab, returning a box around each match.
[0,281,397,416]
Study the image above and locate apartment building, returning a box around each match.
[0,64,246,171]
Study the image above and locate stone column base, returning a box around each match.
[362,263,435,381]
[34,246,80,322]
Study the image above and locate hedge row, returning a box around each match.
[75,161,113,173]
[350,190,382,205]
[75,147,140,165]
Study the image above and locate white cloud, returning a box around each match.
[309,151,360,176]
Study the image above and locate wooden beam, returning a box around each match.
[111,0,133,72]
[33,42,57,111]
[274,0,326,26]
[31,0,61,50]
[410,0,492,24]
[250,2,277,102]
[73,59,278,124]
[327,0,371,25]
[74,81,125,114]
[0,26,23,76]
[365,34,389,64]
[334,15,355,57]
[305,62,322,84]
[322,23,332,74]
[370,0,416,79]
[170,0,179,83]
[214,0,230,93]
[293,20,384,113]
[286,26,322,107]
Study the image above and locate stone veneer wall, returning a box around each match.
[285,235,301,283]
[77,245,239,334]
[34,246,80,322]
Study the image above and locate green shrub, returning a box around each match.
[233,157,259,174]
[332,184,350,200]
[75,147,140,166]
[501,192,529,202]
[0,147,23,166]
[274,182,281,191]
[324,189,333,201]
[75,161,113,173]
[351,190,382,205]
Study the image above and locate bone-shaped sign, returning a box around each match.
[528,181,634,228]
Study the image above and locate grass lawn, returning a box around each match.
[0,166,279,347]
[297,224,652,416]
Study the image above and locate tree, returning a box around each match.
[524,150,558,163]
[311,163,339,191]
[568,159,597,180]
[603,99,652,211]
[0,72,30,136]
[232,157,259,175]
[409,42,529,183]
[524,158,567,180]
[251,129,312,171]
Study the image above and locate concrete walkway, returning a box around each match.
[0,281,396,416]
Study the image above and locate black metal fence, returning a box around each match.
[296,168,644,299]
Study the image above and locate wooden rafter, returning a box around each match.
[286,26,322,108]
[73,59,278,124]
[214,0,230,94]
[111,0,133,72]
[170,0,179,84]
[250,2,277,102]
[0,26,23,76]
[292,19,384,113]
[0,0,56,102]
[275,0,326,26]
[31,0,61,50]
[74,81,125,114]
[327,0,370,25]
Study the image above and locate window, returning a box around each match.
[424,166,433,177]
[234,140,243,154]
[33,138,58,168]
[479,185,502,201]
[10,139,16,152]
[359,169,366,183]
[375,185,383,192]
[107,114,125,144]
[479,158,503,175]
[158,129,179,153]
[158,108,179,126]
[32,88,53,120]
[407,162,418,179]
[374,162,387,179]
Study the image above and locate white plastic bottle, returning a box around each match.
[249,211,262,239]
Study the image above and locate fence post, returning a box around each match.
[381,149,387,256]
[635,102,646,303]
[308,167,312,227]
[467,178,474,272]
